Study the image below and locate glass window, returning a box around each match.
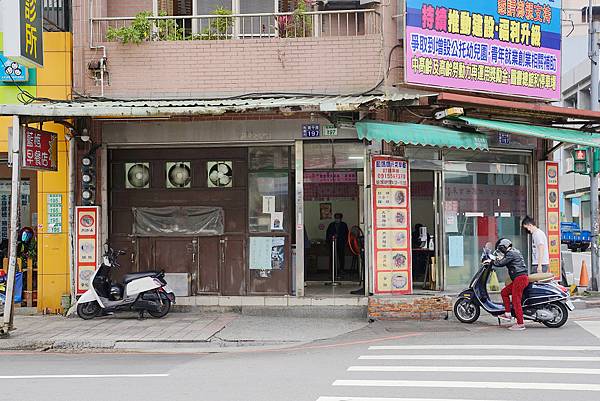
[405,146,439,161]
[249,146,290,233]
[248,172,289,233]
[196,0,232,15]
[444,149,531,165]
[249,147,289,170]
[443,170,529,290]
[304,142,365,170]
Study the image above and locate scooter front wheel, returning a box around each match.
[77,301,101,320]
[454,298,480,323]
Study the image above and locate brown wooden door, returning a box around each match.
[197,236,220,294]
[153,237,197,274]
[220,236,246,295]
[136,237,198,290]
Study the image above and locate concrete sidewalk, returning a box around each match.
[0,312,368,352]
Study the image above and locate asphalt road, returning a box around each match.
[3,309,600,401]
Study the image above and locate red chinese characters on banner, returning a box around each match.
[372,156,412,295]
[544,162,561,279]
[22,127,58,171]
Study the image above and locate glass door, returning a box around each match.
[443,165,528,291]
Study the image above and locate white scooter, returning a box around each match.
[76,245,176,320]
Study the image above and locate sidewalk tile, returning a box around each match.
[241,297,266,306]
[195,296,219,306]
[264,297,288,306]
[288,297,312,306]
[219,296,243,306]
[333,297,359,306]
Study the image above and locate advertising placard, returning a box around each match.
[2,0,44,67]
[405,0,561,100]
[544,162,560,279]
[75,206,100,295]
[22,127,58,171]
[372,156,412,294]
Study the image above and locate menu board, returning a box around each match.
[544,162,560,279]
[372,156,412,294]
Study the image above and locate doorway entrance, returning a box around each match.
[302,141,366,285]
[410,169,439,291]
[303,170,361,282]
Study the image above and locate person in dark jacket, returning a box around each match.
[326,213,349,272]
[488,238,529,331]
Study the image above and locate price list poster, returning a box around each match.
[544,161,561,279]
[372,156,412,294]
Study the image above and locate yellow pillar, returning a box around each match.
[0,32,73,312]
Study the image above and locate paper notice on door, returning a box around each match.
[446,212,458,232]
[263,196,275,214]
[271,212,284,230]
[448,236,464,267]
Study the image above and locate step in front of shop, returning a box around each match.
[368,295,453,321]
[173,296,368,319]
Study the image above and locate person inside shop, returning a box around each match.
[326,213,349,274]
[484,238,528,331]
[521,216,550,273]
[412,223,432,285]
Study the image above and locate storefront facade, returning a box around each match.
[96,110,542,298]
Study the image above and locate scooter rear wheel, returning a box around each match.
[541,301,568,328]
[454,298,480,323]
[147,293,171,318]
[77,301,101,320]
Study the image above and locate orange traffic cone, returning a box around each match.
[579,260,590,288]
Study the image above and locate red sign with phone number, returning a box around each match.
[22,127,58,171]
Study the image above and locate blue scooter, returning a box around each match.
[454,253,575,328]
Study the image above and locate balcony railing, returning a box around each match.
[44,0,71,32]
[91,9,381,44]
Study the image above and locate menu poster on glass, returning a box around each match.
[545,162,561,279]
[372,156,412,294]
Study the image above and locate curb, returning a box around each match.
[0,337,303,353]
[573,298,600,309]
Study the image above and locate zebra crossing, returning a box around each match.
[316,333,600,401]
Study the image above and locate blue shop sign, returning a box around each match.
[0,54,29,83]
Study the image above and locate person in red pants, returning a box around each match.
[489,238,529,331]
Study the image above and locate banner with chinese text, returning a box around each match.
[2,0,44,67]
[22,127,58,171]
[544,162,561,279]
[405,0,561,100]
[372,156,412,294]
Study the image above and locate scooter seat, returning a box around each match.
[122,271,160,284]
[528,273,555,283]
[505,272,554,285]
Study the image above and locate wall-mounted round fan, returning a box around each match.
[207,161,233,188]
[126,163,150,189]
[167,162,191,188]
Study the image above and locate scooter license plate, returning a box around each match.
[566,300,575,311]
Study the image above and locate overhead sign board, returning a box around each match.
[22,127,58,171]
[2,0,44,67]
[405,0,561,100]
